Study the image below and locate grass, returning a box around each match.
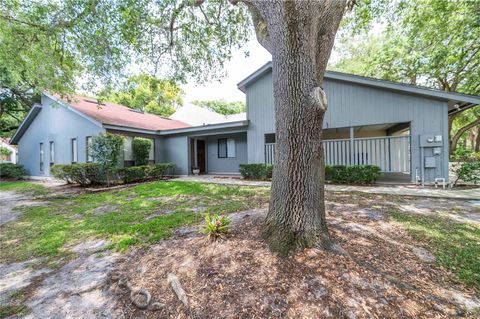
[390,211,480,291]
[0,181,49,196]
[0,180,270,263]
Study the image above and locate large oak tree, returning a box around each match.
[3,0,357,254]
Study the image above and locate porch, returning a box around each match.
[264,123,411,182]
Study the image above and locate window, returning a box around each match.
[71,138,78,163]
[86,136,93,162]
[265,133,276,144]
[49,141,55,165]
[39,143,44,172]
[218,138,236,158]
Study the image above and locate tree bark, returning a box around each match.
[450,117,480,155]
[243,0,347,254]
[475,127,480,152]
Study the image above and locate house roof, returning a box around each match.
[64,95,190,131]
[10,94,191,144]
[237,61,480,114]
[169,103,246,126]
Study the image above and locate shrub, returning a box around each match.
[89,133,124,186]
[0,163,27,180]
[239,163,273,180]
[201,213,231,242]
[51,163,103,186]
[148,163,176,179]
[452,162,480,186]
[118,165,149,183]
[0,146,12,160]
[132,138,152,166]
[325,165,381,184]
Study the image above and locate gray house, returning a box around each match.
[11,63,480,183]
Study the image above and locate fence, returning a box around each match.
[264,135,410,173]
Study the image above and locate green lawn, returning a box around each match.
[0,181,49,196]
[0,181,269,263]
[390,211,480,291]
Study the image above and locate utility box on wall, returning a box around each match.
[424,156,436,168]
[419,134,443,148]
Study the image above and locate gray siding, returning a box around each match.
[206,133,247,174]
[158,135,190,175]
[245,71,449,182]
[17,95,105,177]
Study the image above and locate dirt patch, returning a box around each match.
[113,197,480,318]
[0,191,46,226]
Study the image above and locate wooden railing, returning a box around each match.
[264,135,410,173]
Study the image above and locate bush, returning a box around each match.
[89,133,124,186]
[51,163,103,186]
[452,162,480,186]
[0,163,27,180]
[148,163,176,179]
[132,138,152,166]
[239,163,273,180]
[118,165,149,183]
[201,213,231,242]
[118,162,176,183]
[325,165,381,184]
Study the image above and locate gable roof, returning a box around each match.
[170,103,246,126]
[63,95,190,131]
[10,94,191,144]
[237,62,480,114]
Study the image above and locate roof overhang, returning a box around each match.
[158,120,249,136]
[237,61,480,111]
[10,104,42,145]
[103,124,159,135]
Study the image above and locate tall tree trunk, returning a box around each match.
[475,127,480,152]
[243,0,347,254]
[450,117,480,155]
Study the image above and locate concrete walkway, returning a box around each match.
[176,176,480,200]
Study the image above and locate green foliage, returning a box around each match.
[132,138,152,166]
[106,74,184,117]
[201,213,231,242]
[51,163,103,186]
[191,99,246,115]
[89,133,123,186]
[325,165,381,184]
[148,163,176,179]
[390,212,480,290]
[1,0,251,136]
[336,0,479,96]
[0,163,27,180]
[118,166,149,183]
[118,163,176,183]
[0,146,12,158]
[0,181,48,196]
[239,164,273,180]
[452,162,480,186]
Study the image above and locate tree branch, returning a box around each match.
[450,117,480,154]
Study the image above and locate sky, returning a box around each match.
[181,38,343,103]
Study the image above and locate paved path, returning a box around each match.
[176,176,480,200]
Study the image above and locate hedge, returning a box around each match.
[325,165,381,184]
[0,163,27,180]
[118,163,176,184]
[132,138,152,166]
[239,164,273,180]
[51,163,103,186]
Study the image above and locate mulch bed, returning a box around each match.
[111,193,478,318]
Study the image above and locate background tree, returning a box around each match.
[1,0,251,135]
[191,99,245,115]
[332,0,480,155]
[132,137,152,166]
[106,74,184,117]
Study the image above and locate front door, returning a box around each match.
[196,140,206,173]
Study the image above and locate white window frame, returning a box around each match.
[40,143,44,172]
[86,136,93,162]
[71,138,78,163]
[49,141,54,165]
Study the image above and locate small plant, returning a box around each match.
[201,213,231,241]
[452,161,480,186]
[0,163,27,180]
[0,146,12,160]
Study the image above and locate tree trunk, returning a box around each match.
[450,117,480,155]
[475,127,480,152]
[247,0,347,254]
